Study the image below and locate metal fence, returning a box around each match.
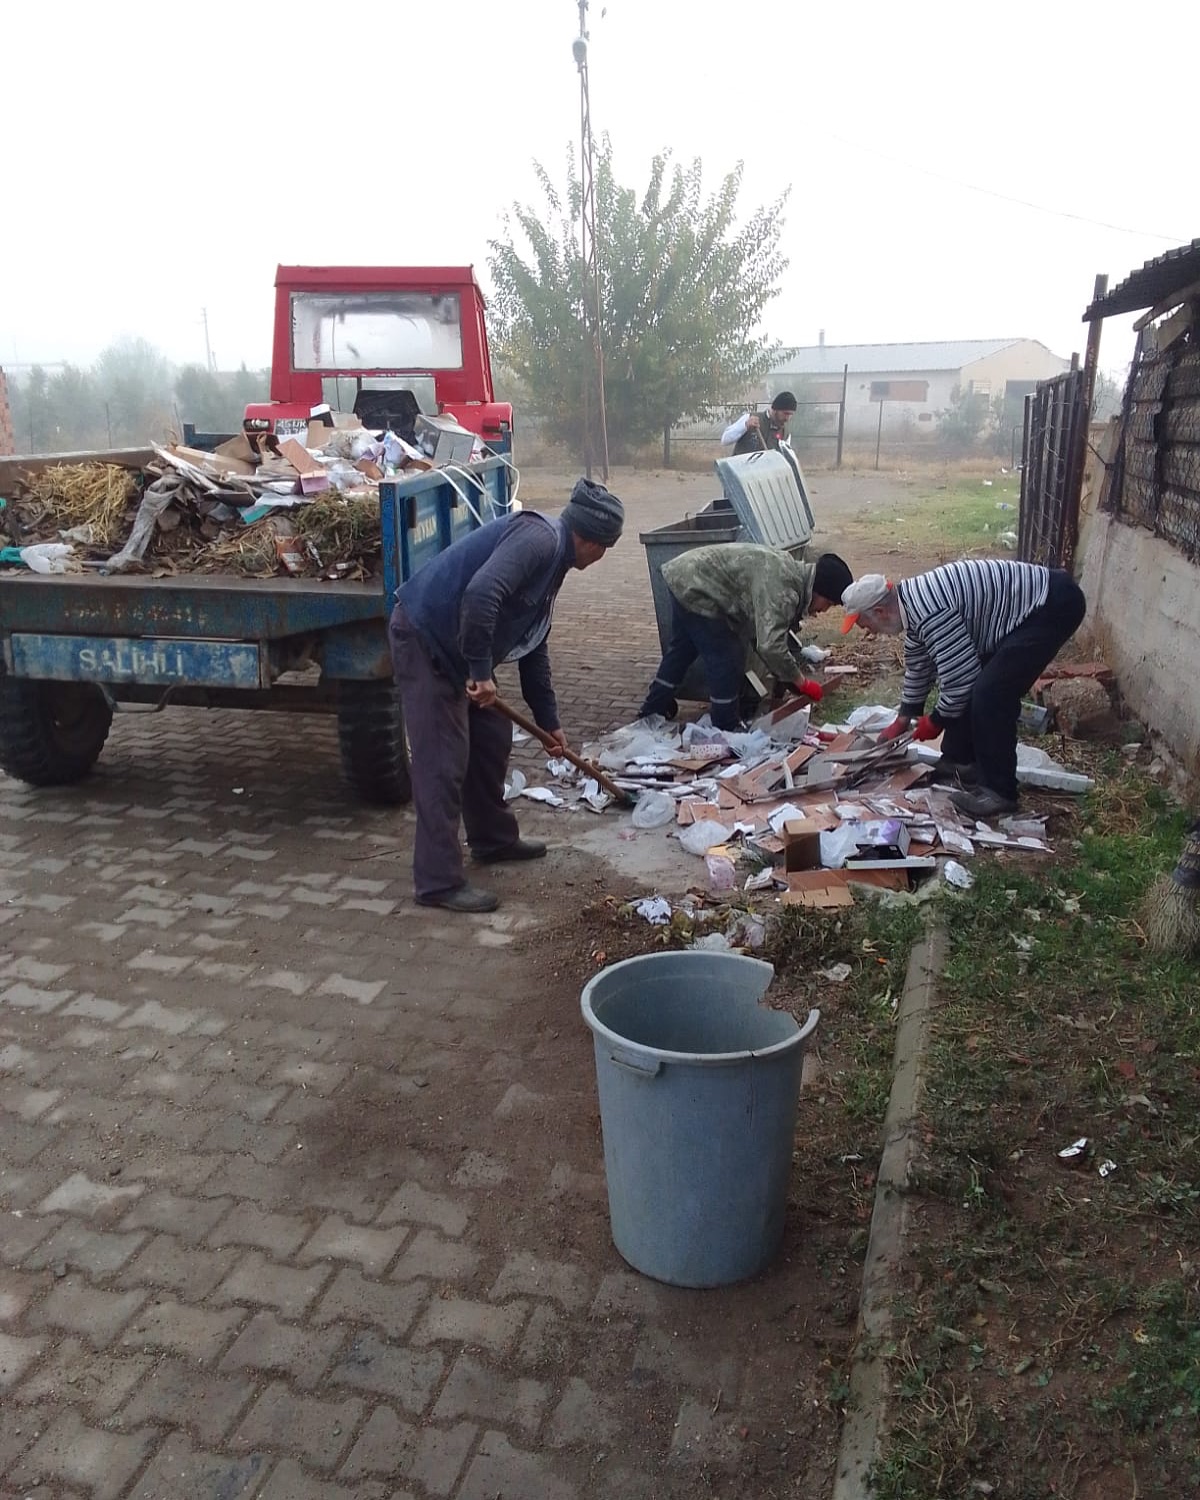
[1103,333,1200,560]
[668,395,847,466]
[1018,369,1088,567]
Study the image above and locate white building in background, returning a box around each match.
[766,337,1070,439]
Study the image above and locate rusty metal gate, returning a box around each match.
[1018,368,1088,567]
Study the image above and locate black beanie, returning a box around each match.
[813,553,853,603]
[771,390,798,412]
[562,478,624,545]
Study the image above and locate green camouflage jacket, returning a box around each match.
[661,542,814,681]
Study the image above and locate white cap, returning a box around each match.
[841,573,891,632]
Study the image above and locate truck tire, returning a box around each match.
[0,673,114,786]
[336,680,412,806]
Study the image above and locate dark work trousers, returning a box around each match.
[389,605,520,900]
[639,596,747,730]
[938,570,1087,799]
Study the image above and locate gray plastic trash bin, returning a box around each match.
[638,506,742,702]
[581,951,820,1288]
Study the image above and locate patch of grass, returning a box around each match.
[873,765,1200,1498]
[855,475,1020,558]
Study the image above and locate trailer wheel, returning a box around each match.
[0,673,114,786]
[336,680,412,806]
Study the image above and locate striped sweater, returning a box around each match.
[896,559,1050,721]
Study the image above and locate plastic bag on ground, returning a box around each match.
[631,790,675,828]
[820,824,865,868]
[705,853,736,892]
[679,819,733,855]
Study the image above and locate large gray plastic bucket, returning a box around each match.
[581,950,819,1288]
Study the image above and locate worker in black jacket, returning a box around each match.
[721,392,798,454]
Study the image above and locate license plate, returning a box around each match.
[8,634,265,689]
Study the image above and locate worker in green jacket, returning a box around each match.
[639,545,853,729]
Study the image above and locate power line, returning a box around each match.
[825,132,1187,243]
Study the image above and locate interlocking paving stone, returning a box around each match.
[457,1429,579,1500]
[330,1330,444,1412]
[126,1433,269,1500]
[213,1251,332,1317]
[13,1335,153,1418]
[297,1216,407,1276]
[29,1276,147,1346]
[220,1310,347,1389]
[24,1220,147,1277]
[10,1408,159,1500]
[430,1353,549,1435]
[120,1296,247,1363]
[231,1382,365,1470]
[117,1353,257,1443]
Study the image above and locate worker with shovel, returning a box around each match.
[390,479,624,914]
[639,546,853,731]
[840,560,1086,818]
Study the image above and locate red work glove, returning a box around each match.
[878,716,910,742]
[912,714,941,741]
[793,678,824,702]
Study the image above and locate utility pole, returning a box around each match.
[201,308,216,374]
[573,1,609,481]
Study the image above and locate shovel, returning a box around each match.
[491,696,637,808]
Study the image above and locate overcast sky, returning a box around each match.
[3,0,1192,380]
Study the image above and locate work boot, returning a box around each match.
[949,786,1019,820]
[415,883,500,914]
[935,759,980,789]
[470,838,547,865]
[639,695,678,721]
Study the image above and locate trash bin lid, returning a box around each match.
[714,449,815,549]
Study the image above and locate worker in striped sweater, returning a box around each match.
[840,559,1086,818]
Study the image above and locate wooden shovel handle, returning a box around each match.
[491,695,632,806]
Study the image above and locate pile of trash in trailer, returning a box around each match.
[0,411,489,581]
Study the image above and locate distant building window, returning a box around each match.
[968,379,991,397]
[1004,380,1038,401]
[812,382,844,403]
[870,380,929,402]
[918,412,933,422]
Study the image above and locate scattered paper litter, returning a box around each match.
[633,897,672,925]
[518,786,565,806]
[766,803,809,835]
[936,825,975,856]
[943,860,974,890]
[744,867,776,891]
[579,778,610,812]
[545,757,574,779]
[819,963,852,983]
[503,769,527,802]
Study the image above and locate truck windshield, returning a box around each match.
[291,292,463,372]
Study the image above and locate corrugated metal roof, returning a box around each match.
[771,339,1026,375]
[1083,239,1200,321]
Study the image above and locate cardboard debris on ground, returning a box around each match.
[558,708,1079,905]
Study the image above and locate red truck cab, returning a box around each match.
[244,265,512,452]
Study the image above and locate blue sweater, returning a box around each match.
[396,512,573,730]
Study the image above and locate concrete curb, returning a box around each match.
[832,919,948,1500]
